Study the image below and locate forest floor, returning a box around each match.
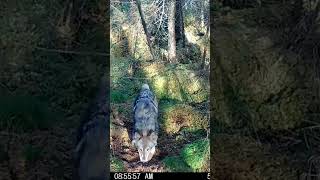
[110,58,210,172]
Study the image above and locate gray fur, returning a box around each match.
[132,84,159,162]
[133,84,159,135]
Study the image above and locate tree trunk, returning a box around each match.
[135,0,154,60]
[180,1,186,48]
[201,2,205,28]
[175,0,185,47]
[201,24,210,70]
[168,0,177,63]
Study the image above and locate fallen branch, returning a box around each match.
[33,46,109,56]
[14,42,109,57]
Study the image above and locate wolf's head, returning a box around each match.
[132,131,158,163]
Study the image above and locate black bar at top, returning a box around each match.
[110,172,210,180]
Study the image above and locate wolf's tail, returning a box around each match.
[142,83,150,90]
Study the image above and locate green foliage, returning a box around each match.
[181,139,209,172]
[111,91,130,103]
[163,139,209,172]
[0,95,61,132]
[24,144,42,163]
[111,57,147,103]
[110,156,125,172]
[162,156,192,172]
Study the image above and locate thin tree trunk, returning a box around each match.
[175,0,185,47]
[168,0,177,63]
[201,2,205,28]
[175,0,182,43]
[201,25,210,70]
[180,0,186,48]
[135,0,154,60]
[133,31,139,58]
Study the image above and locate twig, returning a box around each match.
[33,46,109,56]
[0,83,13,95]
[111,76,152,80]
[14,42,109,56]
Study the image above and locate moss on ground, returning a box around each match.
[142,63,209,103]
[110,156,125,172]
[163,139,209,172]
[181,139,209,172]
[162,156,191,172]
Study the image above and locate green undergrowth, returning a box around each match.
[111,57,147,103]
[181,139,209,172]
[110,156,125,172]
[163,139,209,172]
[162,156,192,172]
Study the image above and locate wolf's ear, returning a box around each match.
[134,132,141,139]
[132,132,141,146]
[150,132,158,142]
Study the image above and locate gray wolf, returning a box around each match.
[132,84,159,163]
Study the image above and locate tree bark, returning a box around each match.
[168,0,177,63]
[201,24,210,70]
[135,0,154,60]
[180,1,186,48]
[175,0,186,47]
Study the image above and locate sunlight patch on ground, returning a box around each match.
[153,76,166,98]
[141,63,208,103]
[142,63,165,78]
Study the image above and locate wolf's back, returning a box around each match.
[133,84,159,135]
[141,83,149,90]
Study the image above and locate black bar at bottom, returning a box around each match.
[110,172,210,180]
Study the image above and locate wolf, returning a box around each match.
[132,84,159,163]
